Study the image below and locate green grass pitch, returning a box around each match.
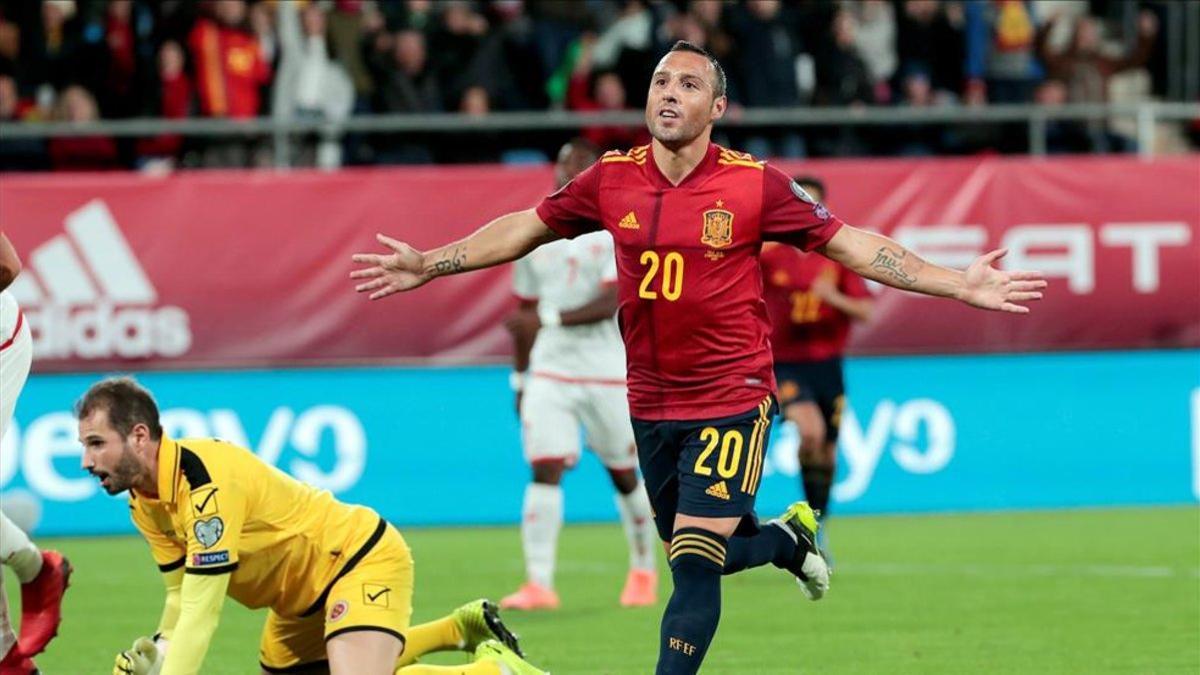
[7,506,1198,674]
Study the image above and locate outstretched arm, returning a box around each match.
[351,209,560,300]
[818,225,1046,313]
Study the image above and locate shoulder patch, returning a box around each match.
[179,447,212,489]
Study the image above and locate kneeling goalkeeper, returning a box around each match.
[79,377,544,675]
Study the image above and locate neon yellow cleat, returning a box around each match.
[770,501,831,601]
[453,599,523,656]
[473,639,548,675]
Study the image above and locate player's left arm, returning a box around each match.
[159,461,246,675]
[157,573,231,675]
[817,225,1046,314]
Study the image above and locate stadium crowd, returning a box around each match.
[0,0,1185,170]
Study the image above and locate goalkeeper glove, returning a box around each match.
[113,636,163,675]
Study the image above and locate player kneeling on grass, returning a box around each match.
[77,377,547,675]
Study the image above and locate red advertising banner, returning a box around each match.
[2,155,1197,372]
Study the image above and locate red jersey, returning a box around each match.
[535,143,844,421]
[188,19,270,119]
[761,244,871,362]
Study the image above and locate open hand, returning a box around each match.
[350,234,427,300]
[960,248,1046,313]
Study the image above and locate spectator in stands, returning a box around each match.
[726,0,806,158]
[814,9,874,156]
[589,0,657,109]
[134,40,192,168]
[1036,10,1157,152]
[15,0,82,106]
[187,0,271,167]
[847,0,897,104]
[890,66,951,156]
[895,0,966,100]
[566,34,647,151]
[1033,76,1092,154]
[187,0,270,120]
[271,1,353,168]
[0,72,46,170]
[47,85,119,171]
[964,0,1042,104]
[371,29,442,114]
[429,1,491,111]
[367,28,440,164]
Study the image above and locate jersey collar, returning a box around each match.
[645,142,719,190]
[152,434,182,504]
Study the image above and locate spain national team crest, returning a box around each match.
[701,207,734,249]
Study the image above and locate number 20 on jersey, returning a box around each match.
[638,250,684,301]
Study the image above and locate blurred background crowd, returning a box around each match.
[0,0,1194,171]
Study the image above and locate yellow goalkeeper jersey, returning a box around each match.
[129,434,384,618]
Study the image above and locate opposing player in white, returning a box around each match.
[501,140,658,611]
[0,233,71,674]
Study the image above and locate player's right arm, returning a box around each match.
[352,160,604,300]
[0,232,21,291]
[351,209,559,300]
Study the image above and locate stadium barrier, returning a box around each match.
[3,349,1197,536]
[2,155,1197,373]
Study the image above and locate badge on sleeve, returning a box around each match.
[194,517,225,549]
[790,180,816,204]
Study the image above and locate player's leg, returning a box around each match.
[0,509,70,659]
[321,523,412,674]
[581,383,658,606]
[654,398,779,674]
[501,377,577,610]
[394,599,522,667]
[790,400,830,515]
[397,640,547,674]
[259,609,329,674]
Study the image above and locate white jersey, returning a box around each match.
[513,232,626,381]
[0,291,17,344]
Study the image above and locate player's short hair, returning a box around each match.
[793,175,827,201]
[76,376,163,440]
[667,40,727,99]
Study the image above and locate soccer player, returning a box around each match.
[760,176,874,552]
[0,232,72,675]
[503,138,658,611]
[350,41,1045,674]
[77,377,546,675]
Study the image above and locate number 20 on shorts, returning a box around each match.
[694,427,743,479]
[639,250,684,301]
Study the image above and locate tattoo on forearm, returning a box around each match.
[433,245,467,276]
[870,246,922,286]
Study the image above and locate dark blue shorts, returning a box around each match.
[775,357,846,441]
[632,396,778,542]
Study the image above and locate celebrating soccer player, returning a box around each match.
[352,41,1046,675]
[761,176,874,557]
[0,232,72,675]
[78,377,546,675]
[502,138,658,611]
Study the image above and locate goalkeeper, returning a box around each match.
[78,377,546,675]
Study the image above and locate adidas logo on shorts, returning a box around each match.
[705,481,731,501]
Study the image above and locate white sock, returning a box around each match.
[615,483,657,572]
[521,483,562,589]
[0,510,42,583]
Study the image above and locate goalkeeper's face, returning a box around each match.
[79,410,153,496]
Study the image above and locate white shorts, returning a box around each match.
[0,309,31,440]
[520,374,637,470]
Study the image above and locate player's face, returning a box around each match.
[79,409,149,495]
[645,51,726,148]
